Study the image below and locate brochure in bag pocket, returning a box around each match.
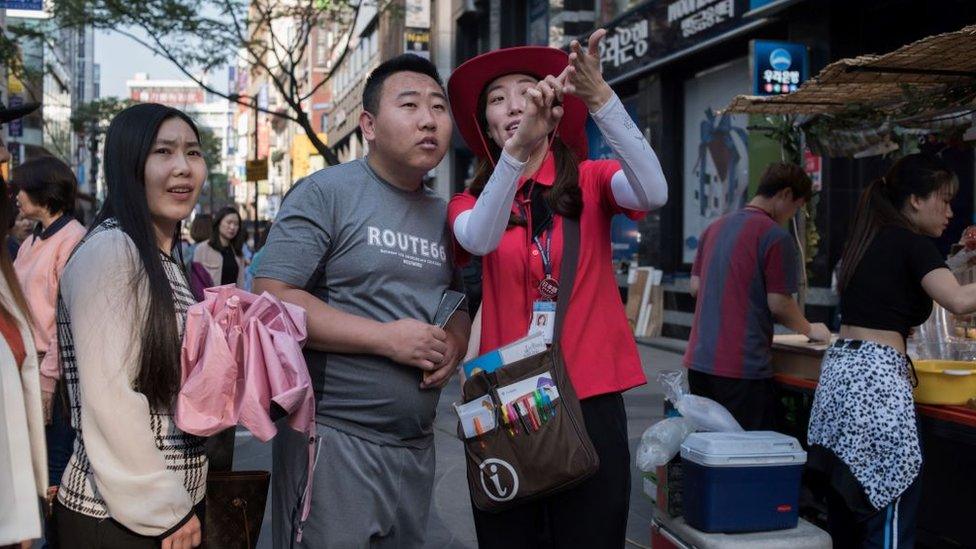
[454,395,497,439]
[462,332,547,378]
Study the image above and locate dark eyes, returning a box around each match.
[154,147,203,157]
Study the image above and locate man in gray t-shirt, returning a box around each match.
[255,55,469,548]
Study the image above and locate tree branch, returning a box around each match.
[299,1,362,102]
[111,26,299,121]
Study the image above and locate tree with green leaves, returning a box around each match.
[197,126,232,212]
[69,97,135,196]
[17,0,390,167]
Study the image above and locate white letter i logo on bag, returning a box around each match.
[479,458,519,502]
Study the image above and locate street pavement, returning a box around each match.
[235,342,682,549]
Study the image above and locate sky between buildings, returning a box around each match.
[95,29,229,99]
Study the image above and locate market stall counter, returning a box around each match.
[771,335,976,548]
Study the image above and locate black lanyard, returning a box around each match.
[518,195,558,299]
[534,229,554,279]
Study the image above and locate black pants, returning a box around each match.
[471,392,631,549]
[687,369,780,431]
[52,500,204,549]
[43,384,76,549]
[826,473,922,549]
[46,384,76,485]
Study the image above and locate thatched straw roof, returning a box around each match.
[725,25,976,115]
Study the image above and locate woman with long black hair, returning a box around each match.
[52,103,207,548]
[808,153,976,548]
[192,206,246,288]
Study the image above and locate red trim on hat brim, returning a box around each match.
[448,46,588,161]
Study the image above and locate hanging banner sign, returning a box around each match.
[751,39,808,96]
[596,0,750,84]
[405,0,431,29]
[7,96,24,138]
[2,0,43,9]
[405,29,431,60]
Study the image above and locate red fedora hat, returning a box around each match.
[448,46,588,161]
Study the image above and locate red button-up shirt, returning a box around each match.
[448,153,646,399]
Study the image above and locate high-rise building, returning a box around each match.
[5,4,98,214]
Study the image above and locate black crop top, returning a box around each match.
[840,225,947,339]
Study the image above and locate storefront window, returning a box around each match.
[598,0,645,24]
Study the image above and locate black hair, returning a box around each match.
[93,102,202,409]
[755,162,813,201]
[209,206,244,255]
[189,214,212,243]
[12,156,77,216]
[362,54,444,115]
[838,153,958,291]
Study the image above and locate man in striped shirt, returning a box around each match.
[684,162,830,430]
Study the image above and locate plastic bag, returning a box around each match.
[658,370,743,433]
[635,417,695,472]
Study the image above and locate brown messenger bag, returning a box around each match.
[460,216,599,512]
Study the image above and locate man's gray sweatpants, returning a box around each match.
[272,422,435,549]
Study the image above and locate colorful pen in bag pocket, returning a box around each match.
[515,401,535,433]
[533,389,548,423]
[543,387,557,418]
[508,403,526,435]
[521,397,541,432]
[500,404,515,437]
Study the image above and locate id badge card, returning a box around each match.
[529,300,556,344]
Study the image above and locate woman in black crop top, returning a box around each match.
[808,154,976,548]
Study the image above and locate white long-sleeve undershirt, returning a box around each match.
[593,93,669,211]
[453,92,668,256]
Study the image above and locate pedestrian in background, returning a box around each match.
[193,206,245,288]
[186,213,212,259]
[808,153,976,548]
[52,103,207,549]
[11,157,87,524]
[447,30,667,547]
[7,211,32,260]
[0,99,48,549]
[185,213,213,300]
[685,163,830,431]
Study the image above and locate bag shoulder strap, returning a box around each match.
[553,216,580,344]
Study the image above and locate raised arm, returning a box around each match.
[567,29,667,211]
[452,151,526,256]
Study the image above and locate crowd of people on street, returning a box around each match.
[0,27,964,549]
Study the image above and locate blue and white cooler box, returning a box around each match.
[680,432,807,533]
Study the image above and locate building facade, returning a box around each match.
[5,4,98,220]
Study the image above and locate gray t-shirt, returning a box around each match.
[256,158,454,448]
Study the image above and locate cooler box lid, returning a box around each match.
[680,431,807,467]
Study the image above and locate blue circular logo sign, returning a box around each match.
[769,48,792,71]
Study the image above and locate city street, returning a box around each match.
[234,342,683,549]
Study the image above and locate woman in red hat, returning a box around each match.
[447,30,668,547]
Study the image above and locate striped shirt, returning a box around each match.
[684,206,799,379]
[56,219,207,536]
